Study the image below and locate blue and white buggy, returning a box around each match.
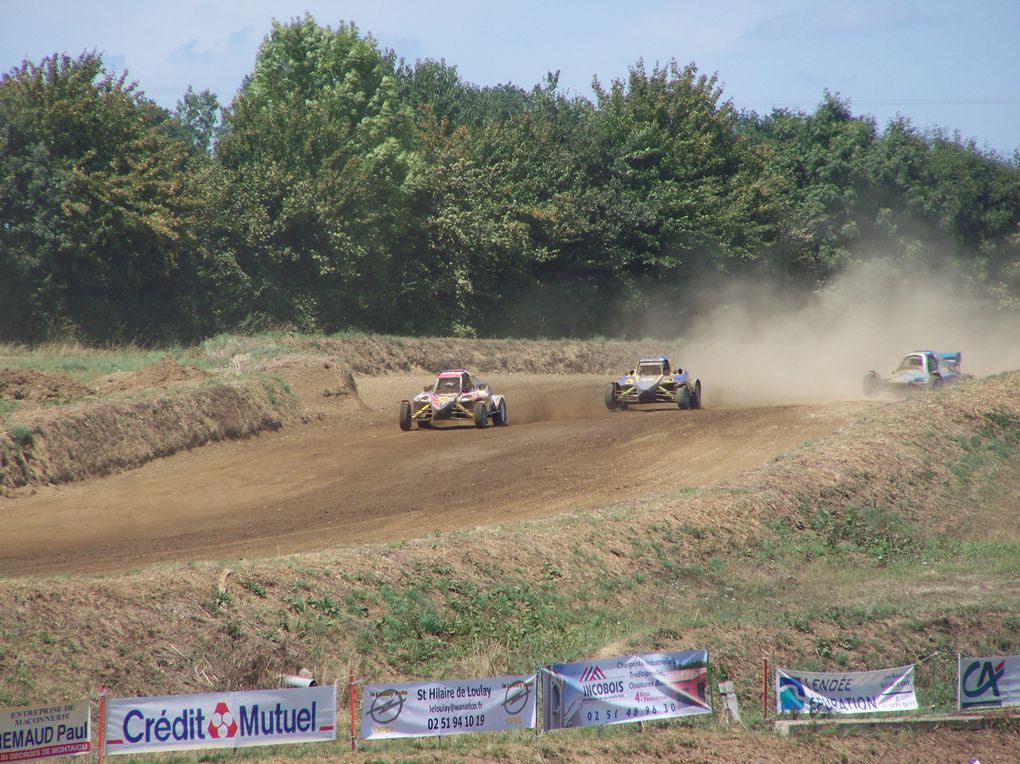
[862,351,972,396]
[604,356,703,411]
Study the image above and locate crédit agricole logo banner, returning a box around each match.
[959,655,1020,709]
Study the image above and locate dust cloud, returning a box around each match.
[672,261,1020,407]
[490,374,604,425]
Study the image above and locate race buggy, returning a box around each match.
[399,369,507,430]
[862,351,973,396]
[604,355,703,411]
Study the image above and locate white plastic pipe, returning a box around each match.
[281,675,317,687]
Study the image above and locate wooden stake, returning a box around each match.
[349,672,357,751]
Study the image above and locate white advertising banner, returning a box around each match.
[0,700,90,762]
[540,650,711,731]
[776,665,917,715]
[361,674,536,740]
[104,686,336,755]
[959,655,1020,709]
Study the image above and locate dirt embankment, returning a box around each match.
[0,340,663,492]
[0,357,301,492]
[209,335,661,376]
[702,374,1020,539]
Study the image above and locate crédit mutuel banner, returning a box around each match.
[959,655,1020,709]
[541,650,711,731]
[0,700,90,762]
[104,686,335,755]
[776,665,917,714]
[361,674,536,740]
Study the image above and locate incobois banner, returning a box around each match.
[104,686,336,755]
[541,650,711,731]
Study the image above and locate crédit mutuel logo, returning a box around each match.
[962,660,1006,705]
[208,701,238,739]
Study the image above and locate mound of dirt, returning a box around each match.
[253,355,362,403]
[708,372,1020,542]
[95,355,211,394]
[0,368,95,402]
[0,378,299,492]
[277,336,657,376]
[1,351,368,494]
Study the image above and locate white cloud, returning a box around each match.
[749,0,929,41]
[170,39,216,64]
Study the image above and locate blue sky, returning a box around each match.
[3,0,1018,156]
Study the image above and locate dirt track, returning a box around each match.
[0,374,869,576]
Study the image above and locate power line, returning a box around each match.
[738,98,1020,107]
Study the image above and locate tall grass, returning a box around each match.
[0,342,192,381]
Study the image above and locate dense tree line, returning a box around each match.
[2,16,1019,343]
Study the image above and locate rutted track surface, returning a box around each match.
[0,374,868,576]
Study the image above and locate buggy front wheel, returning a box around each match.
[474,401,489,428]
[678,386,692,410]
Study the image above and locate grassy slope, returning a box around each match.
[1,342,1020,762]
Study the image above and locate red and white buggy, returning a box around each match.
[399,369,507,430]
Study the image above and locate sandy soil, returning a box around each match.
[0,372,867,576]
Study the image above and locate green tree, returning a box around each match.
[174,86,220,154]
[395,57,469,132]
[0,52,204,342]
[914,131,1020,301]
[392,114,533,336]
[215,15,415,331]
[743,92,880,279]
[561,60,773,329]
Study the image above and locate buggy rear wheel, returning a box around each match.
[473,401,489,428]
[604,383,619,411]
[692,380,702,410]
[862,372,882,397]
[399,401,412,431]
[493,398,508,426]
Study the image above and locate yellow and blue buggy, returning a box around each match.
[604,355,703,411]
